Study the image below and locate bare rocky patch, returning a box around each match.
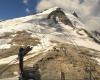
[0,31,40,59]
[0,43,100,80]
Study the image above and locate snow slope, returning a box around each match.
[0,7,100,50]
[0,7,100,65]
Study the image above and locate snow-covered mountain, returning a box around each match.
[0,7,100,79]
[0,7,100,51]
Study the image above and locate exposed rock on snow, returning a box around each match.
[47,8,74,28]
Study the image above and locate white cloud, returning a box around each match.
[36,1,54,11]
[36,0,99,16]
[25,8,30,13]
[22,0,29,5]
[36,0,80,12]
[36,0,100,30]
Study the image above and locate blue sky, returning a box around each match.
[0,0,40,20]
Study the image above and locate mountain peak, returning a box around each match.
[47,7,75,28]
[0,6,100,51]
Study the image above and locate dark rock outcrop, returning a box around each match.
[73,11,79,18]
[47,8,74,28]
[92,30,100,43]
[76,28,100,44]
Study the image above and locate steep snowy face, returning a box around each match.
[0,7,100,52]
